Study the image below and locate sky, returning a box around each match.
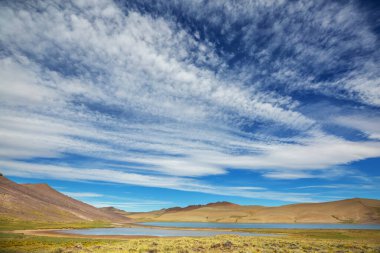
[0,0,379,212]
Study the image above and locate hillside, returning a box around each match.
[0,175,131,224]
[2,175,379,224]
[128,199,380,224]
[99,206,132,217]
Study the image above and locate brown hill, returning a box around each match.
[0,175,131,223]
[2,175,379,224]
[99,206,132,217]
[205,201,239,207]
[128,198,380,224]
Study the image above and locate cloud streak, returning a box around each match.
[1,160,317,203]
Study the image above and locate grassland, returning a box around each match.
[1,219,380,253]
[0,218,113,231]
[1,230,380,253]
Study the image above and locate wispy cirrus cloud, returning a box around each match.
[62,192,104,198]
[1,160,317,203]
[295,184,377,190]
[88,200,173,210]
[0,0,379,204]
[60,192,174,211]
[127,0,380,106]
[334,116,380,140]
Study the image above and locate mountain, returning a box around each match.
[99,206,132,217]
[0,175,131,223]
[2,175,379,224]
[128,199,380,224]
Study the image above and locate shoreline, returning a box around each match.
[9,228,159,240]
[2,227,379,253]
[133,219,380,225]
[5,223,380,240]
[5,224,283,239]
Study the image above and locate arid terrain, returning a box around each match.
[128,199,380,224]
[1,175,380,225]
[1,175,380,253]
[0,175,130,224]
[1,231,380,253]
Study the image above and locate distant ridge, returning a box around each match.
[128,198,380,224]
[205,201,239,207]
[0,175,131,223]
[162,202,238,213]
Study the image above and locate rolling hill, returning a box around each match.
[1,175,379,224]
[128,199,380,224]
[0,175,131,224]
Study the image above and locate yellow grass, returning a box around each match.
[1,229,380,253]
[0,218,113,231]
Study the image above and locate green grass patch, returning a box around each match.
[0,218,113,231]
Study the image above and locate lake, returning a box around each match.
[141,222,380,230]
[60,222,380,237]
[61,227,273,237]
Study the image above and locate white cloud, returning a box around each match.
[62,192,104,198]
[0,57,58,106]
[335,115,380,140]
[160,0,380,107]
[1,108,379,179]
[88,200,173,211]
[0,0,314,129]
[295,184,377,190]
[0,0,379,201]
[0,160,315,203]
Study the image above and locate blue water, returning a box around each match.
[141,222,380,230]
[62,227,272,237]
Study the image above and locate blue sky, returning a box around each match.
[0,0,379,211]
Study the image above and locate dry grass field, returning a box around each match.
[0,220,379,253]
[1,230,380,253]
